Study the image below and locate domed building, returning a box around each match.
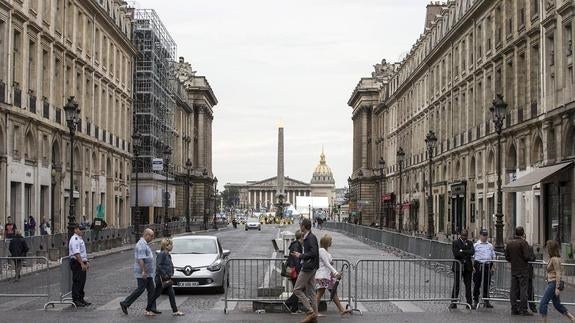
[310,150,336,206]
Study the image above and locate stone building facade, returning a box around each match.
[0,0,136,233]
[310,150,336,206]
[348,0,575,245]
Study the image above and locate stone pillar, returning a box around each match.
[198,107,205,169]
[0,156,6,226]
[361,107,369,169]
[277,127,284,196]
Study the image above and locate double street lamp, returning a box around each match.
[163,146,172,237]
[490,94,507,251]
[64,96,80,240]
[185,159,193,233]
[132,132,142,240]
[425,130,438,239]
[378,157,386,229]
[396,148,405,232]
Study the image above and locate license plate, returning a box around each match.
[178,281,199,287]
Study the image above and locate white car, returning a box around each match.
[169,235,230,293]
[245,217,261,231]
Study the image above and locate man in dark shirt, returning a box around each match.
[291,218,319,323]
[450,229,474,308]
[505,226,534,316]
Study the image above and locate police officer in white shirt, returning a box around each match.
[69,224,91,307]
[473,228,496,309]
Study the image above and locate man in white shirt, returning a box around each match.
[473,229,496,309]
[69,224,90,307]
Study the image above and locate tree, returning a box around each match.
[221,187,240,208]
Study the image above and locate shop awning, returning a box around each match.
[502,162,573,192]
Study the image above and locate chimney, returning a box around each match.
[424,1,444,31]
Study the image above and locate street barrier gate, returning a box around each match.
[44,256,76,310]
[0,256,50,301]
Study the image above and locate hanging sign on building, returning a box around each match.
[152,158,164,171]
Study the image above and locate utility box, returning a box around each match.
[280,231,295,257]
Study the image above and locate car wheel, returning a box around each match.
[245,228,248,231]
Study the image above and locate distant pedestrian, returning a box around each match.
[120,228,159,316]
[24,220,29,237]
[40,218,51,236]
[28,215,36,236]
[505,226,534,316]
[450,229,474,309]
[5,216,16,239]
[69,224,91,307]
[472,229,495,309]
[539,240,575,322]
[0,222,4,240]
[8,230,28,281]
[315,234,352,316]
[283,230,303,313]
[290,218,319,323]
[148,239,184,316]
[526,242,537,313]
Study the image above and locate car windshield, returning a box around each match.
[171,239,218,254]
[248,218,259,222]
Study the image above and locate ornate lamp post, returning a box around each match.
[162,146,172,237]
[346,177,352,223]
[185,159,193,232]
[213,177,218,229]
[132,132,142,239]
[63,96,80,240]
[357,170,363,225]
[425,130,438,239]
[378,157,386,229]
[396,148,405,232]
[490,94,507,251]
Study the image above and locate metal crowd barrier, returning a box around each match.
[353,259,469,310]
[44,256,76,310]
[0,256,50,301]
[224,257,353,314]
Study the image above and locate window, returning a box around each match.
[42,0,51,23]
[28,40,37,93]
[65,1,73,40]
[12,29,22,85]
[95,28,100,61]
[41,49,49,99]
[0,20,5,81]
[55,0,63,33]
[76,11,83,47]
[566,23,573,57]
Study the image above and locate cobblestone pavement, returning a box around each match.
[0,224,568,322]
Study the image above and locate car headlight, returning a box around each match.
[207,259,224,272]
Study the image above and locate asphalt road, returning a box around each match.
[0,224,569,322]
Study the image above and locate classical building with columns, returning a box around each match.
[0,0,136,233]
[348,0,575,246]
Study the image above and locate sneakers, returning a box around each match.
[120,302,128,315]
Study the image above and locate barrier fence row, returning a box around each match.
[224,257,468,314]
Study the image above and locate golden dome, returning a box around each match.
[311,149,334,184]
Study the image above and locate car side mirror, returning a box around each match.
[223,250,231,257]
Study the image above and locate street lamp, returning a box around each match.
[396,148,405,232]
[132,132,142,240]
[213,177,218,229]
[163,146,172,237]
[490,94,507,251]
[63,96,80,240]
[185,159,193,232]
[357,169,363,225]
[425,130,438,239]
[378,157,386,229]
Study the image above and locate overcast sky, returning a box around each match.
[134,0,432,189]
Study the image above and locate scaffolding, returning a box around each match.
[132,9,177,173]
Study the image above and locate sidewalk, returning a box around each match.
[0,226,230,282]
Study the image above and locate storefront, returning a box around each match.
[503,162,573,245]
[382,193,395,228]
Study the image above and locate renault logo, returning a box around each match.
[183,266,196,276]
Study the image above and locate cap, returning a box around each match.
[74,224,87,230]
[480,229,488,236]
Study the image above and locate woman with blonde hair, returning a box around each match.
[315,234,352,316]
[539,240,575,322]
[147,239,184,316]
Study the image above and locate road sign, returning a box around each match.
[152,158,164,171]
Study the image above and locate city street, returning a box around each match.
[0,224,567,322]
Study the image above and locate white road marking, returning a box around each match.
[158,295,188,311]
[391,301,424,312]
[95,296,124,311]
[0,298,35,311]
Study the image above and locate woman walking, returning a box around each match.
[315,234,352,316]
[148,239,184,317]
[539,240,575,322]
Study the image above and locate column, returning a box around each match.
[197,107,205,168]
[361,107,369,169]
[0,156,6,225]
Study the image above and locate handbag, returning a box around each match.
[558,280,565,291]
[160,275,173,288]
[281,260,292,277]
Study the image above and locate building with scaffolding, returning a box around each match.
[131,9,177,224]
[130,8,218,227]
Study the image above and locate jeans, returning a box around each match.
[148,275,178,312]
[122,277,156,310]
[294,270,317,314]
[510,271,529,313]
[539,281,568,316]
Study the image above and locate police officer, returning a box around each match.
[473,229,496,309]
[69,224,91,307]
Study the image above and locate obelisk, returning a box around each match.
[277,125,285,196]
